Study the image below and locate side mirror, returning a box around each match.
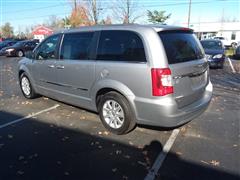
[25,51,34,59]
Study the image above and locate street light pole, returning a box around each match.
[187,0,192,28]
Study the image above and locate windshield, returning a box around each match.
[215,37,224,40]
[158,31,204,64]
[201,41,223,50]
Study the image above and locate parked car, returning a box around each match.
[201,39,225,69]
[234,45,240,59]
[18,25,212,134]
[3,40,38,57]
[0,40,17,52]
[213,36,237,47]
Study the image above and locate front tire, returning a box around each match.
[17,50,24,57]
[98,92,136,135]
[20,73,37,99]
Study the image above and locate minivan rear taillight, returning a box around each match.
[151,68,173,96]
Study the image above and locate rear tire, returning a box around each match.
[98,92,136,135]
[20,73,37,99]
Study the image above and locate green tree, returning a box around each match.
[1,22,14,38]
[147,10,171,24]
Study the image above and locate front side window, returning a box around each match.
[97,30,146,62]
[60,32,94,60]
[36,35,60,60]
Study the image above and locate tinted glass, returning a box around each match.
[13,41,24,47]
[30,42,37,47]
[60,32,94,60]
[97,30,146,62]
[25,42,31,46]
[201,41,223,50]
[36,35,60,60]
[158,31,204,64]
[9,42,16,46]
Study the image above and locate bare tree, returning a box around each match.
[44,15,64,30]
[85,0,102,25]
[99,16,112,25]
[68,0,102,25]
[113,0,141,24]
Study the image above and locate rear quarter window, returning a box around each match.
[97,30,146,62]
[158,31,204,64]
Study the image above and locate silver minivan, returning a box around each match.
[18,25,212,134]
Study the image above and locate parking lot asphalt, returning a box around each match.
[0,57,239,180]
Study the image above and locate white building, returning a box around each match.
[187,22,240,44]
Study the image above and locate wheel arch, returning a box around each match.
[18,66,37,92]
[91,79,136,112]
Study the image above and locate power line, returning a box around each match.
[5,12,70,22]
[3,3,69,14]
[2,0,239,22]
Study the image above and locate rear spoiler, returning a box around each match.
[159,28,194,34]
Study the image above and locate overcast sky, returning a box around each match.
[1,0,240,32]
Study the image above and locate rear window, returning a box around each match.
[158,31,204,64]
[97,30,146,62]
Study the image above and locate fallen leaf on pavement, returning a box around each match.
[210,160,220,166]
[137,161,147,167]
[103,131,109,135]
[201,160,209,165]
[112,168,117,172]
[116,150,122,155]
[8,134,13,139]
[17,170,24,175]
[129,141,133,145]
[176,152,183,156]
[64,172,70,176]
[18,156,24,161]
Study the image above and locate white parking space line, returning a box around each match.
[226,57,236,73]
[144,129,180,180]
[0,104,60,129]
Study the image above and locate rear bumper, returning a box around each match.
[133,81,213,127]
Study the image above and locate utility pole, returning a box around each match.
[187,0,192,28]
[74,0,77,11]
[126,0,130,24]
[92,0,98,24]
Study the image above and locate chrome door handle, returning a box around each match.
[48,65,55,68]
[56,65,65,69]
